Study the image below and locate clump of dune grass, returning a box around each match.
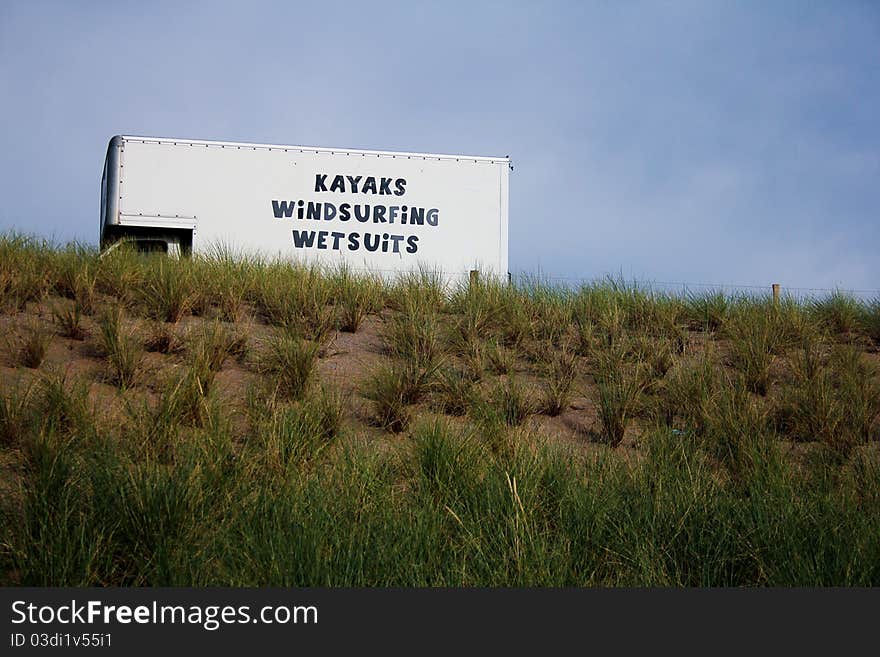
[71,269,98,316]
[702,375,775,477]
[182,339,224,402]
[540,347,578,416]
[143,321,184,354]
[188,270,214,320]
[95,245,144,303]
[410,418,481,502]
[332,267,382,333]
[186,321,246,373]
[122,373,212,460]
[652,350,719,431]
[255,389,345,472]
[260,405,324,472]
[0,236,52,312]
[385,269,445,314]
[363,363,411,433]
[774,297,812,346]
[383,298,442,368]
[485,340,515,375]
[571,283,612,327]
[468,387,536,459]
[96,307,144,389]
[724,304,786,395]
[0,377,36,446]
[863,299,880,345]
[92,456,205,581]
[52,245,89,298]
[30,371,93,438]
[447,280,498,344]
[835,371,880,450]
[446,293,495,379]
[459,338,485,381]
[141,259,195,323]
[572,285,628,348]
[778,367,843,445]
[2,267,47,312]
[215,271,249,323]
[684,291,729,331]
[258,330,321,401]
[495,287,532,348]
[625,333,674,382]
[809,291,865,337]
[0,269,12,310]
[53,247,98,315]
[190,248,254,323]
[381,295,443,403]
[593,364,646,446]
[52,300,87,340]
[529,288,572,347]
[646,296,688,346]
[572,316,596,357]
[602,280,669,334]
[251,262,335,341]
[12,319,53,368]
[135,355,227,450]
[778,345,880,456]
[432,367,476,417]
[307,385,346,442]
[649,339,676,381]
[488,376,534,427]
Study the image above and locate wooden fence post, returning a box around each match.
[469,269,479,286]
[772,283,780,305]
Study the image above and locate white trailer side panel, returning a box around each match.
[113,137,509,284]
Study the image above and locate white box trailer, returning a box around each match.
[100,135,510,285]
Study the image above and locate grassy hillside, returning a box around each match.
[1,234,879,585]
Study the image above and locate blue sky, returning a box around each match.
[1,1,878,292]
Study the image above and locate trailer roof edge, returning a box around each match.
[119,136,511,165]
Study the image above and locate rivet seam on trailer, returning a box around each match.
[126,137,509,165]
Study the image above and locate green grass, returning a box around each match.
[684,290,730,331]
[143,320,184,354]
[95,307,144,389]
[777,345,880,456]
[52,300,87,340]
[186,320,247,372]
[724,302,787,395]
[4,413,878,586]
[0,234,52,311]
[0,376,35,446]
[432,367,477,417]
[486,376,535,427]
[654,349,719,431]
[809,291,866,336]
[1,233,879,587]
[485,340,515,375]
[258,330,321,401]
[593,363,645,446]
[141,258,196,323]
[540,346,578,416]
[250,261,337,341]
[53,244,98,315]
[363,363,412,433]
[331,266,383,333]
[10,318,53,368]
[864,299,880,344]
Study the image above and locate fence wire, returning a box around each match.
[508,272,880,300]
